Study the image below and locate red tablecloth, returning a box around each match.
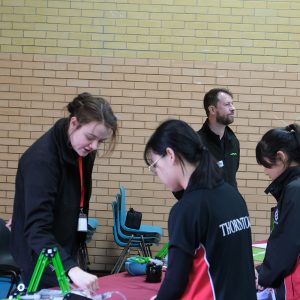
[96,272,162,300]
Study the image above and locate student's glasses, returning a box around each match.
[148,155,164,175]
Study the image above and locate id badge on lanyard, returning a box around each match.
[78,209,88,232]
[77,156,88,232]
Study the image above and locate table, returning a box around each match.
[96,242,265,299]
[97,272,162,300]
[30,272,161,300]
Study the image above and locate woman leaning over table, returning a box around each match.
[11,92,118,293]
[255,124,300,300]
[144,119,256,300]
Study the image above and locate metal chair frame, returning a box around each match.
[111,203,143,273]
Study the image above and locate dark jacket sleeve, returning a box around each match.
[21,156,77,272]
[156,247,193,300]
[258,184,300,288]
[155,197,205,299]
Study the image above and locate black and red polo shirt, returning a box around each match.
[156,181,256,300]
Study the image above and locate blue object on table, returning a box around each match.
[125,261,147,276]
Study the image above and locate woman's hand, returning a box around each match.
[255,268,264,291]
[68,266,99,293]
[6,218,12,231]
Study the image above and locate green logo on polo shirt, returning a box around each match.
[230,152,238,156]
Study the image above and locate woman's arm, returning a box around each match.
[156,246,193,300]
[259,184,300,287]
[21,157,77,272]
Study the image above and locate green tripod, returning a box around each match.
[27,247,70,294]
[11,247,91,300]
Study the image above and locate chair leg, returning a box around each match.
[140,235,152,257]
[115,247,131,274]
[140,236,147,257]
[146,245,152,258]
[78,242,90,271]
[111,251,124,274]
[111,237,133,274]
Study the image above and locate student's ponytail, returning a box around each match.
[190,144,223,189]
[286,124,300,148]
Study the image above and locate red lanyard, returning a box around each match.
[78,156,85,209]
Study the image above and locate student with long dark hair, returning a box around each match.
[255,124,300,300]
[144,119,256,300]
[11,92,118,293]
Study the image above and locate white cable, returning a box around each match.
[92,290,127,300]
[12,288,128,300]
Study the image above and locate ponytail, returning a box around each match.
[285,124,300,149]
[190,146,223,189]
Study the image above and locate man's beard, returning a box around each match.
[216,113,234,126]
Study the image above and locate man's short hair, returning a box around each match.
[203,88,233,116]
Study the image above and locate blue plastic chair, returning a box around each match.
[117,186,163,237]
[78,217,99,271]
[112,202,155,247]
[86,217,99,243]
[110,187,164,274]
[111,201,154,273]
[115,198,161,243]
[113,202,161,245]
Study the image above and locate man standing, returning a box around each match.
[198,88,240,187]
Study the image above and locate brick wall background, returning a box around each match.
[1,0,300,271]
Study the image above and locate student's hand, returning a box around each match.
[255,268,264,291]
[68,266,99,293]
[6,218,12,231]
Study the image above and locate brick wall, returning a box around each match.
[1,0,300,63]
[1,0,300,271]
